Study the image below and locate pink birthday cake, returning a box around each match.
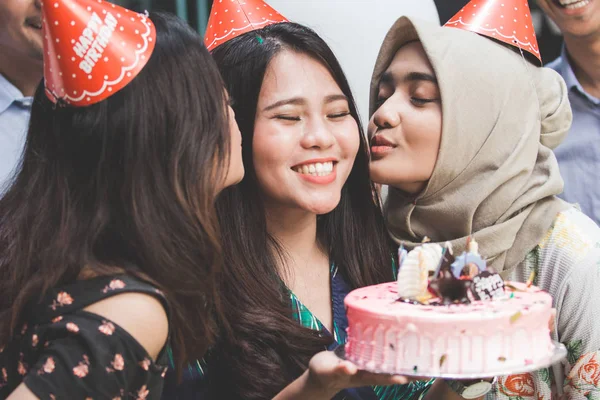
[344,240,554,376]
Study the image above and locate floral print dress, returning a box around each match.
[0,275,170,400]
[488,208,600,400]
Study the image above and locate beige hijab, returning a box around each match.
[370,17,572,274]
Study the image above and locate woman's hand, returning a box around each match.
[307,351,409,395]
[274,350,411,400]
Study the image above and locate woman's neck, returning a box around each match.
[266,204,333,332]
[266,205,323,271]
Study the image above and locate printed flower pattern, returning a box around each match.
[499,373,536,398]
[107,354,125,372]
[135,385,150,399]
[0,275,168,399]
[495,351,600,399]
[99,321,116,335]
[566,352,600,394]
[17,353,28,376]
[50,291,74,310]
[102,279,127,293]
[139,358,151,371]
[73,354,90,378]
[38,356,56,375]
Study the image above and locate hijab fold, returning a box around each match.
[370,17,572,274]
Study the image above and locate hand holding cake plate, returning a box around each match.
[285,350,422,400]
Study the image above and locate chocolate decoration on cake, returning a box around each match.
[471,270,505,301]
[428,270,472,305]
[433,243,455,279]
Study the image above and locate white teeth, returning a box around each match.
[293,161,334,176]
[558,0,590,8]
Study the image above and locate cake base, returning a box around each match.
[335,342,566,379]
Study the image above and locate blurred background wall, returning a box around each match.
[112,0,563,64]
[111,0,563,123]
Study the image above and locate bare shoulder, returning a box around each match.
[84,292,169,360]
[6,383,39,399]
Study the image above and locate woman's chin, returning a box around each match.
[303,199,341,216]
[369,168,396,187]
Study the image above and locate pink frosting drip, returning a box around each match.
[344,281,553,375]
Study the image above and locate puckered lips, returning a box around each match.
[370,135,396,158]
[291,157,338,184]
[25,15,42,30]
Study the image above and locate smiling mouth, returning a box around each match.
[291,161,336,177]
[554,0,591,9]
[25,18,42,30]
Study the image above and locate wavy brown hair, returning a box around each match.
[199,22,395,399]
[0,12,230,373]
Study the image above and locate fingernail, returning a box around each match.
[393,376,408,384]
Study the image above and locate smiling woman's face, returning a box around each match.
[368,41,442,195]
[252,49,360,215]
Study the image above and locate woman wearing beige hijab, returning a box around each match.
[368,16,600,400]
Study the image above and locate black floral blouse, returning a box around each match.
[0,275,170,399]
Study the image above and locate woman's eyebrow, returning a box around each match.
[324,94,348,104]
[379,71,394,87]
[404,71,438,84]
[262,97,305,112]
[379,71,438,87]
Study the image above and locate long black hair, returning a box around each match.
[0,12,231,373]
[205,22,394,399]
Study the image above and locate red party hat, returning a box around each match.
[204,0,288,52]
[42,0,156,107]
[445,0,541,65]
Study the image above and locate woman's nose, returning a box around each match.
[372,98,401,129]
[300,118,335,150]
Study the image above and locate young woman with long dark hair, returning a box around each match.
[163,21,432,400]
[0,8,243,399]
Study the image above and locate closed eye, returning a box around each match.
[275,115,301,121]
[411,97,438,106]
[328,111,351,119]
